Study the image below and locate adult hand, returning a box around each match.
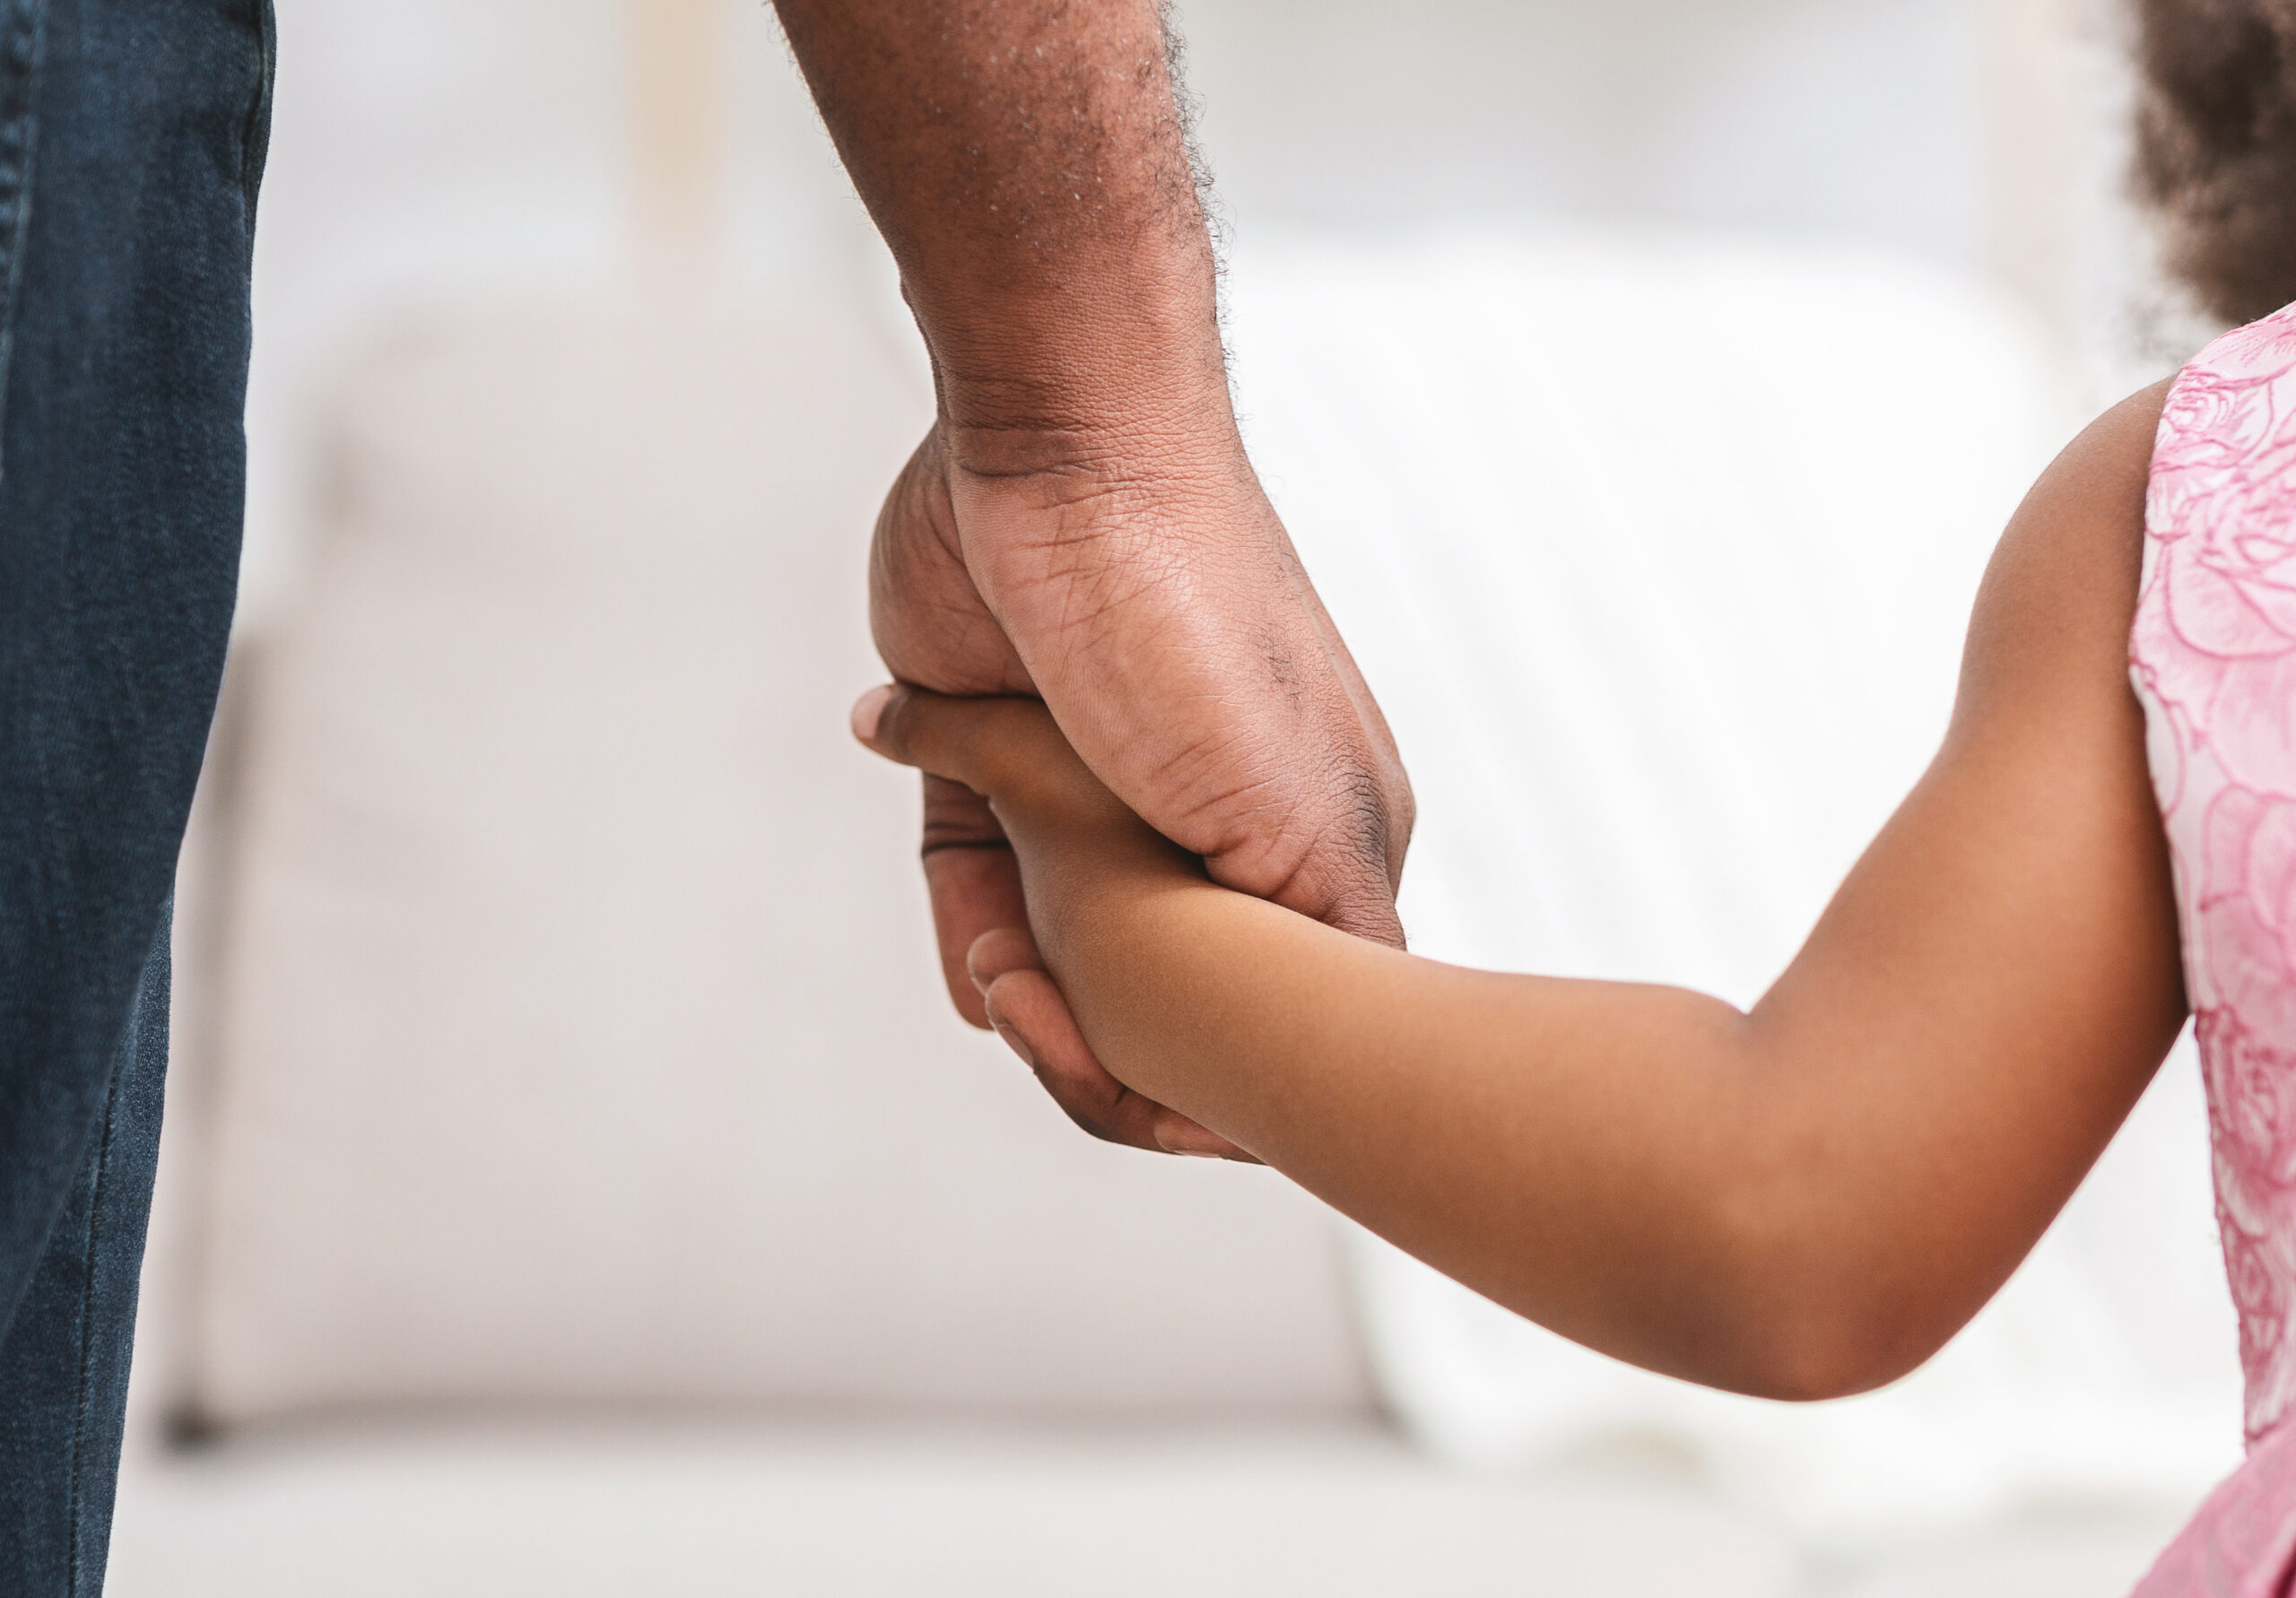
[773,0,1411,1155]
[867,415,1411,1158]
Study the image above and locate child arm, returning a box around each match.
[854,382,2186,1403]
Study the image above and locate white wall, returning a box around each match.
[243,0,2016,620]
[1183,0,1986,263]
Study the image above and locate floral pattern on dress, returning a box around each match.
[2133,303,2296,1597]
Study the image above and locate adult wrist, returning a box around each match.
[930,412,1274,591]
[906,260,1233,446]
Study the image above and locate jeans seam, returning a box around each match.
[61,1064,121,1598]
[0,0,46,488]
[237,0,273,260]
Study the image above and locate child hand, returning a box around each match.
[852,686,1143,849]
[851,684,1257,1161]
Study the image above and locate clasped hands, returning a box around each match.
[859,414,1412,1160]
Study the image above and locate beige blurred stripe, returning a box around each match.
[624,0,727,262]
[1982,0,2085,347]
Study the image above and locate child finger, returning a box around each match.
[850,683,1043,794]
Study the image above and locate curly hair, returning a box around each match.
[2136,0,2296,324]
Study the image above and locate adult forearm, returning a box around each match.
[771,0,1227,442]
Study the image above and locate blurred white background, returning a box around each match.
[122,3,2240,1595]
[238,0,2152,620]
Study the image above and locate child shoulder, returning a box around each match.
[1959,378,2170,676]
[2009,378,2170,564]
[2061,378,2172,502]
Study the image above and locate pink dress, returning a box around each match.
[2130,304,2296,1595]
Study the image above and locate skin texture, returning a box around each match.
[853,381,2191,1401]
[771,0,1412,1157]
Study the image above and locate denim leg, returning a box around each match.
[0,919,168,1594]
[0,0,272,1591]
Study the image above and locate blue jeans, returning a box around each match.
[0,1,271,1592]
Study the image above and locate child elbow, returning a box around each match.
[1709,1168,1963,1402]
[1741,1314,1923,1403]
[1728,1277,1956,1403]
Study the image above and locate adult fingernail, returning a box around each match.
[849,685,893,743]
[1156,1126,1231,1159]
[992,1022,1038,1072]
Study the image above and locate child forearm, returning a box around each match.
[1020,830,1909,1399]
[1019,743,2175,1401]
